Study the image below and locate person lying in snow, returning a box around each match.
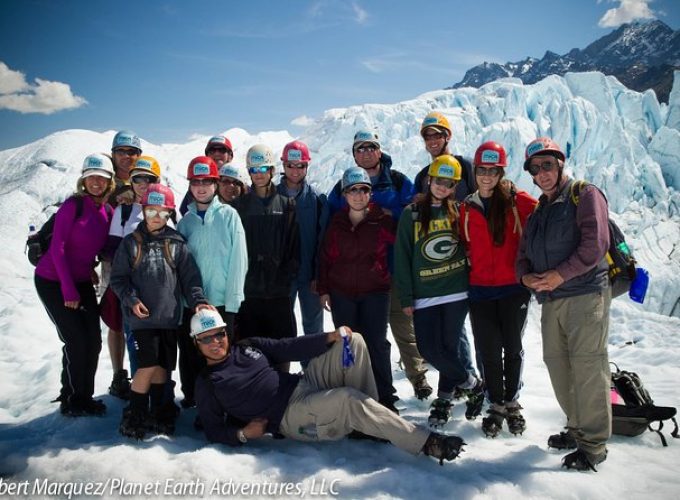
[191,309,465,465]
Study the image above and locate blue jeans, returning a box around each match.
[413,300,472,396]
[291,280,324,335]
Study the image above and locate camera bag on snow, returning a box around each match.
[610,362,678,446]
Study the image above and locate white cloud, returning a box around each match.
[0,61,87,114]
[598,0,656,28]
[352,2,368,24]
[291,115,315,127]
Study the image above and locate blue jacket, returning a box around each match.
[177,196,248,313]
[195,333,331,447]
[327,153,415,222]
[276,178,327,283]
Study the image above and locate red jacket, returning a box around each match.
[318,203,395,297]
[459,188,537,287]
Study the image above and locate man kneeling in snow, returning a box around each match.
[191,309,465,465]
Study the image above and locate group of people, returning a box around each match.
[33,112,614,471]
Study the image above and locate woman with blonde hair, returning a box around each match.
[34,154,115,417]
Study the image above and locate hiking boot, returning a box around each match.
[60,398,106,417]
[562,448,607,472]
[428,398,453,427]
[109,369,131,400]
[380,398,400,415]
[463,379,485,420]
[422,432,466,465]
[413,377,433,400]
[119,407,148,440]
[548,429,578,450]
[180,397,196,409]
[153,403,178,435]
[505,405,526,435]
[452,386,465,400]
[481,408,506,438]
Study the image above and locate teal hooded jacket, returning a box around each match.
[177,196,248,313]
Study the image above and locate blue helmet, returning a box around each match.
[341,166,371,191]
[112,130,142,152]
[352,129,380,150]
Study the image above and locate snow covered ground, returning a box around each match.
[1,71,679,498]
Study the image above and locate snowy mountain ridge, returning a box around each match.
[1,70,679,317]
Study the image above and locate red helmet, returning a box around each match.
[187,156,219,180]
[281,140,311,162]
[474,141,508,168]
[204,135,233,155]
[141,184,175,209]
[523,137,565,170]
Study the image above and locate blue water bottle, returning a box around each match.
[339,327,355,368]
[629,267,649,304]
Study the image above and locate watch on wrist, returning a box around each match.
[237,429,247,444]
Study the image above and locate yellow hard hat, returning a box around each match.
[420,111,452,138]
[130,155,161,178]
[428,155,461,181]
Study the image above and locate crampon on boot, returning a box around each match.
[428,398,453,427]
[119,406,149,440]
[463,379,485,420]
[548,429,577,450]
[422,432,466,465]
[413,377,433,400]
[109,369,131,400]
[153,402,178,435]
[562,448,607,472]
[505,405,526,435]
[481,408,506,438]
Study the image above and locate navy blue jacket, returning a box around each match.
[276,178,327,284]
[195,334,332,447]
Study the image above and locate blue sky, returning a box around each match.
[1,0,678,150]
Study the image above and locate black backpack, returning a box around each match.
[610,362,678,446]
[570,181,637,298]
[26,196,84,266]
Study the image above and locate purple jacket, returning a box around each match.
[35,196,111,302]
[195,333,331,447]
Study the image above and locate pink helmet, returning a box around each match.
[281,140,311,163]
[141,184,176,209]
[523,137,565,170]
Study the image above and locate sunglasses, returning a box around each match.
[475,166,502,177]
[248,166,271,174]
[207,147,230,154]
[190,178,215,186]
[354,145,378,154]
[196,330,227,345]
[432,177,455,189]
[218,178,242,187]
[131,175,157,184]
[345,186,371,195]
[284,162,308,169]
[527,161,558,176]
[113,148,140,157]
[423,131,446,141]
[144,208,171,220]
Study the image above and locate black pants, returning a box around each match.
[177,306,234,401]
[35,275,102,404]
[469,289,531,405]
[329,291,396,405]
[236,297,296,341]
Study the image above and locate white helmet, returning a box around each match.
[81,153,115,179]
[246,144,275,169]
[190,309,227,338]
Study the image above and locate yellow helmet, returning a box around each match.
[428,155,461,181]
[420,111,452,138]
[130,155,161,178]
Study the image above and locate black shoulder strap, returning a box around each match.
[121,203,133,227]
[390,170,404,192]
[74,196,84,219]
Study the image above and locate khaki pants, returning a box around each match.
[388,286,428,384]
[541,289,612,455]
[279,333,430,454]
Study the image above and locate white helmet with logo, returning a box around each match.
[190,309,227,338]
